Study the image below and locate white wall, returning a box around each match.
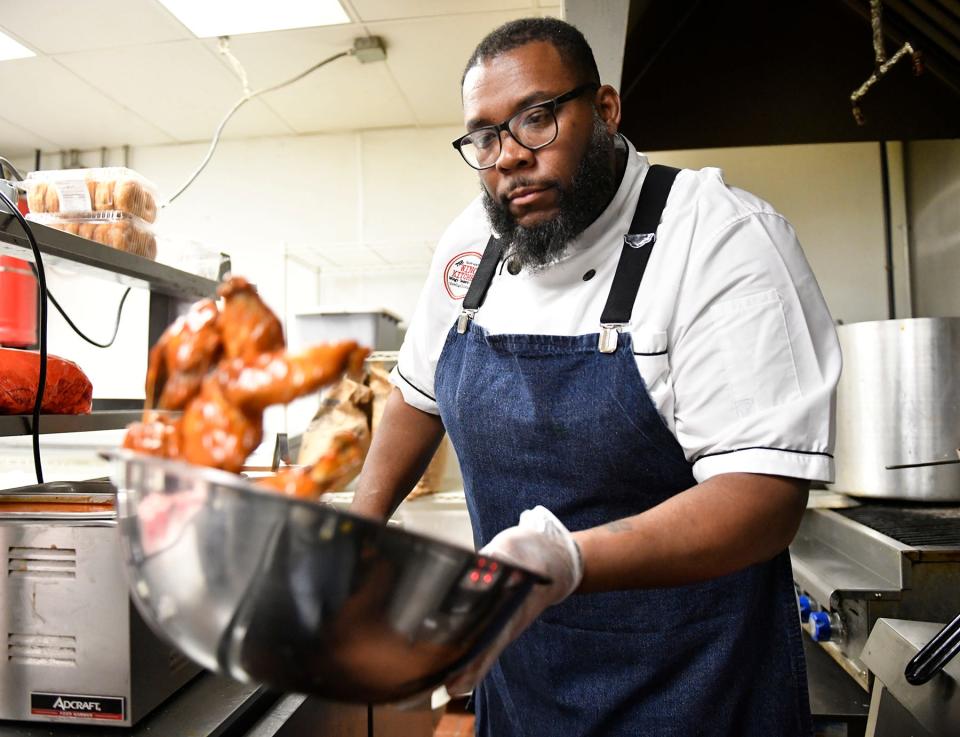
[565,0,630,89]
[904,139,960,317]
[649,142,890,326]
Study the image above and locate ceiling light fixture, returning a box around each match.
[156,0,350,38]
[0,30,35,61]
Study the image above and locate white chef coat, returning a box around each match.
[392,137,841,484]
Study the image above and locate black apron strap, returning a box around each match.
[457,235,504,333]
[598,164,680,352]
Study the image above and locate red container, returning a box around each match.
[0,255,37,347]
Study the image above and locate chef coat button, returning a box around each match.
[506,259,521,275]
[582,269,596,281]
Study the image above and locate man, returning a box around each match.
[352,17,840,737]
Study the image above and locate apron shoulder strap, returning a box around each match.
[598,164,680,351]
[457,235,504,333]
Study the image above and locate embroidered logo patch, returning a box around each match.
[443,251,482,300]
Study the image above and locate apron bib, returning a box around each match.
[435,166,812,737]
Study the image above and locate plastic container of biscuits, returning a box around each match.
[23,167,158,223]
[27,211,157,260]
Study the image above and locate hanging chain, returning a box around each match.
[871,0,885,63]
[850,0,923,124]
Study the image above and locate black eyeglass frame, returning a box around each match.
[451,83,599,170]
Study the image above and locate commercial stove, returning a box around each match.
[790,502,960,692]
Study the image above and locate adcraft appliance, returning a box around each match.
[0,481,201,727]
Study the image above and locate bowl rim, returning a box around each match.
[101,448,550,585]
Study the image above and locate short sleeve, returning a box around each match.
[390,197,490,415]
[669,208,841,484]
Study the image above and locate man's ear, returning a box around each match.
[594,85,621,135]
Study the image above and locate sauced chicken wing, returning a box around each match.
[180,377,263,474]
[123,410,183,458]
[256,430,369,500]
[217,276,285,362]
[145,299,221,410]
[126,275,370,497]
[215,342,367,412]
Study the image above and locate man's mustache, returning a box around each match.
[499,178,560,205]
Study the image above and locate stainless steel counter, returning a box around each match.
[0,673,436,736]
[862,618,960,737]
[0,674,274,736]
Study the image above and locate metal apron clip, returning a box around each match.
[457,309,477,334]
[624,232,655,249]
[598,323,624,353]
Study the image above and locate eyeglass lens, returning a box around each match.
[460,104,558,169]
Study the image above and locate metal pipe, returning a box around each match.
[880,141,896,319]
[901,141,916,316]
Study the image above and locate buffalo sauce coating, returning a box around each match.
[125,275,371,498]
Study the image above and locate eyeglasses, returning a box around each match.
[452,83,598,170]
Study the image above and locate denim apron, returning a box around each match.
[434,166,812,737]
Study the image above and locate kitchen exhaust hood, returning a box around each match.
[619,0,960,149]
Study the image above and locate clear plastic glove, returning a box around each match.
[445,505,583,695]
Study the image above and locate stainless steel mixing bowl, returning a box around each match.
[105,450,543,703]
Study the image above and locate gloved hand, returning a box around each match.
[445,505,583,695]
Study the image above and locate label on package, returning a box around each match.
[31,692,125,721]
[52,179,92,212]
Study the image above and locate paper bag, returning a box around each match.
[297,377,372,492]
[367,365,451,499]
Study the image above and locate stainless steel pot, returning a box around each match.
[105,450,544,703]
[829,317,960,502]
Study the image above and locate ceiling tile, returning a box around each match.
[202,24,361,89]
[204,28,416,132]
[366,9,546,126]
[348,0,536,22]
[0,116,58,158]
[263,63,415,132]
[56,40,293,142]
[0,56,173,149]
[0,0,192,55]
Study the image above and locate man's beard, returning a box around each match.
[481,115,618,270]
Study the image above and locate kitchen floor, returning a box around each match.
[434,698,474,736]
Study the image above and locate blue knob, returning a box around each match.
[797,595,812,623]
[810,611,832,642]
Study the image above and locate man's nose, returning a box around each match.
[495,130,534,172]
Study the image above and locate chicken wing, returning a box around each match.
[180,377,263,474]
[217,276,285,362]
[256,429,369,500]
[128,273,370,498]
[145,298,221,410]
[215,342,369,412]
[123,410,183,458]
